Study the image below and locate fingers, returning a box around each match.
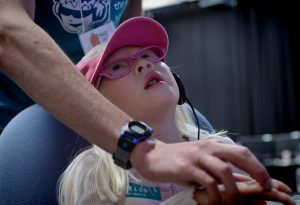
[262,180,295,205]
[193,174,295,205]
[235,179,295,205]
[189,168,221,205]
[213,143,272,191]
[273,191,296,205]
[232,173,252,182]
[191,139,295,205]
[271,179,292,194]
[198,155,238,204]
[193,188,210,205]
[193,187,268,205]
[237,198,267,205]
[253,190,295,205]
[189,140,271,204]
[235,180,263,195]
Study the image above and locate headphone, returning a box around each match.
[171,70,201,139]
[172,71,186,105]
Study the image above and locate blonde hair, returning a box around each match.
[57,105,224,205]
[57,146,127,205]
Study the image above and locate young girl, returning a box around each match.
[57,17,295,205]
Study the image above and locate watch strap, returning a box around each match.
[113,121,153,169]
[113,146,132,169]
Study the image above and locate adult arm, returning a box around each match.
[0,1,272,203]
[0,0,128,153]
[121,0,143,21]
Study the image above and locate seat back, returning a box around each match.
[0,104,90,205]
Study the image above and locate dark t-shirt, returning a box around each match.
[35,0,128,63]
[0,0,128,132]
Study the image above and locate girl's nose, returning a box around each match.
[134,58,153,73]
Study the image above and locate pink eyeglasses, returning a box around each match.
[98,46,166,80]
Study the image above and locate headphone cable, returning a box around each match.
[185,97,200,140]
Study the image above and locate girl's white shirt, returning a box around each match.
[125,169,188,205]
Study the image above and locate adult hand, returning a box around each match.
[193,174,295,205]
[131,140,272,204]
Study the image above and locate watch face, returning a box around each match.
[117,121,152,152]
[130,124,145,135]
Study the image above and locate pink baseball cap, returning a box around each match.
[76,16,169,85]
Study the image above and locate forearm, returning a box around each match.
[0,0,132,153]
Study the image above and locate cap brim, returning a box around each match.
[77,16,169,85]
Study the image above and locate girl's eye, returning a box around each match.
[140,51,157,60]
[141,53,151,59]
[106,62,128,75]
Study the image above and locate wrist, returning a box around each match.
[130,139,157,168]
[113,121,153,169]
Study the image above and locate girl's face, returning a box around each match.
[98,46,180,120]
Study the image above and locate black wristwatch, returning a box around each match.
[113,121,153,169]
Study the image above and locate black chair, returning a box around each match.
[0,103,213,205]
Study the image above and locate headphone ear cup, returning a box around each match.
[172,71,186,105]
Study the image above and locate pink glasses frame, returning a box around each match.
[98,45,166,80]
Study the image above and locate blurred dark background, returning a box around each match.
[145,0,300,192]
